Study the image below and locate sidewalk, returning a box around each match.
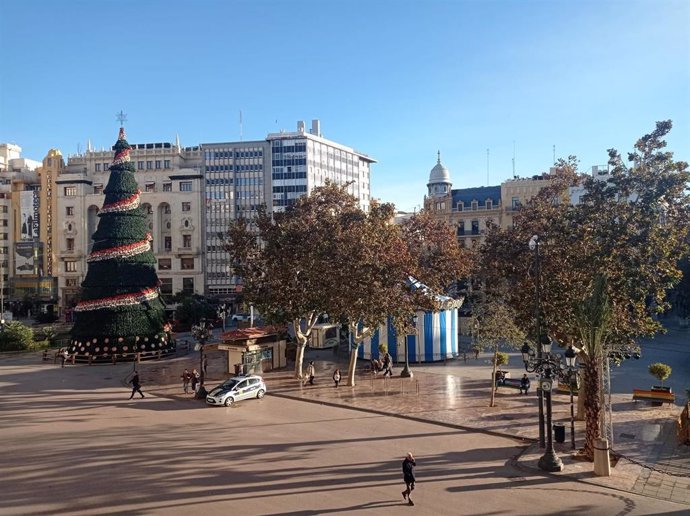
[143,348,690,506]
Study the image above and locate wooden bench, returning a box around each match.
[496,378,523,390]
[632,388,675,404]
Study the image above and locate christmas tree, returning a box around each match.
[69,126,173,360]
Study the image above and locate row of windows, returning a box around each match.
[206,178,234,186]
[271,143,307,153]
[205,150,263,160]
[206,164,263,172]
[456,200,496,211]
[272,171,307,180]
[272,185,307,194]
[158,258,196,270]
[272,158,307,167]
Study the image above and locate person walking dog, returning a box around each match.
[401,452,416,506]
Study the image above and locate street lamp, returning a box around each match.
[401,314,417,378]
[521,338,579,472]
[529,234,546,448]
[217,303,228,333]
[191,317,213,384]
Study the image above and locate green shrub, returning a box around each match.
[648,363,672,384]
[0,321,35,351]
[496,352,509,367]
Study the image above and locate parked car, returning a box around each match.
[206,375,267,406]
[231,313,251,322]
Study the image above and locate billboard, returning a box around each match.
[15,241,38,276]
[20,190,39,241]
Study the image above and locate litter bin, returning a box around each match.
[553,423,565,444]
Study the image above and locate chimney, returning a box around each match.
[311,119,321,137]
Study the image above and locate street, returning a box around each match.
[1,355,689,515]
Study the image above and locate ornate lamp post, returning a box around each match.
[521,338,579,472]
[401,314,417,378]
[217,303,228,333]
[529,235,546,448]
[191,317,213,384]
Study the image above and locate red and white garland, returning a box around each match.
[100,189,141,214]
[87,234,152,262]
[75,287,159,312]
[111,127,131,166]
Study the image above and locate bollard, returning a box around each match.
[593,437,611,476]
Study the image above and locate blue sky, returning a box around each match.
[1,0,688,212]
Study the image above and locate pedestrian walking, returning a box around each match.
[382,352,393,377]
[181,369,192,394]
[333,368,341,388]
[129,371,145,399]
[60,348,69,368]
[304,361,316,385]
[191,369,200,393]
[401,452,416,506]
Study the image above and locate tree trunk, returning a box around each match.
[490,347,498,408]
[346,346,358,387]
[294,340,307,379]
[576,371,585,421]
[582,356,601,460]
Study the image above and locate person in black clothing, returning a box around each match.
[382,352,393,377]
[401,452,416,506]
[520,374,531,395]
[129,371,145,399]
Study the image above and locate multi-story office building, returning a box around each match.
[57,140,205,314]
[202,119,375,297]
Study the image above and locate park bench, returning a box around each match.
[495,378,522,390]
[632,388,675,404]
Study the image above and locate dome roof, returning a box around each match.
[428,151,451,184]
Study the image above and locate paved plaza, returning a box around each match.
[1,329,689,515]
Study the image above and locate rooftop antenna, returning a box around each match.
[116,110,127,127]
[239,110,243,141]
[486,148,490,185]
[512,140,516,178]
[553,144,556,165]
[77,143,81,155]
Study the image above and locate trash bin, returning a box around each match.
[553,423,565,444]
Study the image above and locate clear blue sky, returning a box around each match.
[1,0,688,212]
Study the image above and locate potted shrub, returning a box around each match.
[648,363,672,392]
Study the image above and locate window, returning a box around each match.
[137,161,144,170]
[66,238,74,251]
[146,161,153,170]
[164,160,171,169]
[471,220,480,235]
[66,278,79,287]
[180,181,192,192]
[471,201,478,210]
[145,182,155,193]
[486,200,493,210]
[457,222,465,236]
[64,186,77,196]
[155,160,161,169]
[158,258,172,270]
[163,205,171,214]
[182,202,191,212]
[182,277,194,294]
[95,164,101,172]
[512,197,520,209]
[181,257,194,270]
[160,278,173,295]
[163,182,172,192]
[66,261,77,272]
[103,163,109,170]
[182,235,192,248]
[66,207,74,216]
[94,184,104,194]
[164,237,172,251]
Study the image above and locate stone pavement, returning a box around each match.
[141,347,690,506]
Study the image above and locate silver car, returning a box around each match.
[206,375,267,406]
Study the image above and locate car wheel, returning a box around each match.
[224,397,234,406]
[256,389,265,399]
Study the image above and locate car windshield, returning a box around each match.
[220,380,239,390]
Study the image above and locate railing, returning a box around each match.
[367,372,420,396]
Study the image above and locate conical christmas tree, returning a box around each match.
[70,126,173,360]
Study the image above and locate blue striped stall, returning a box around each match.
[357,307,459,363]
